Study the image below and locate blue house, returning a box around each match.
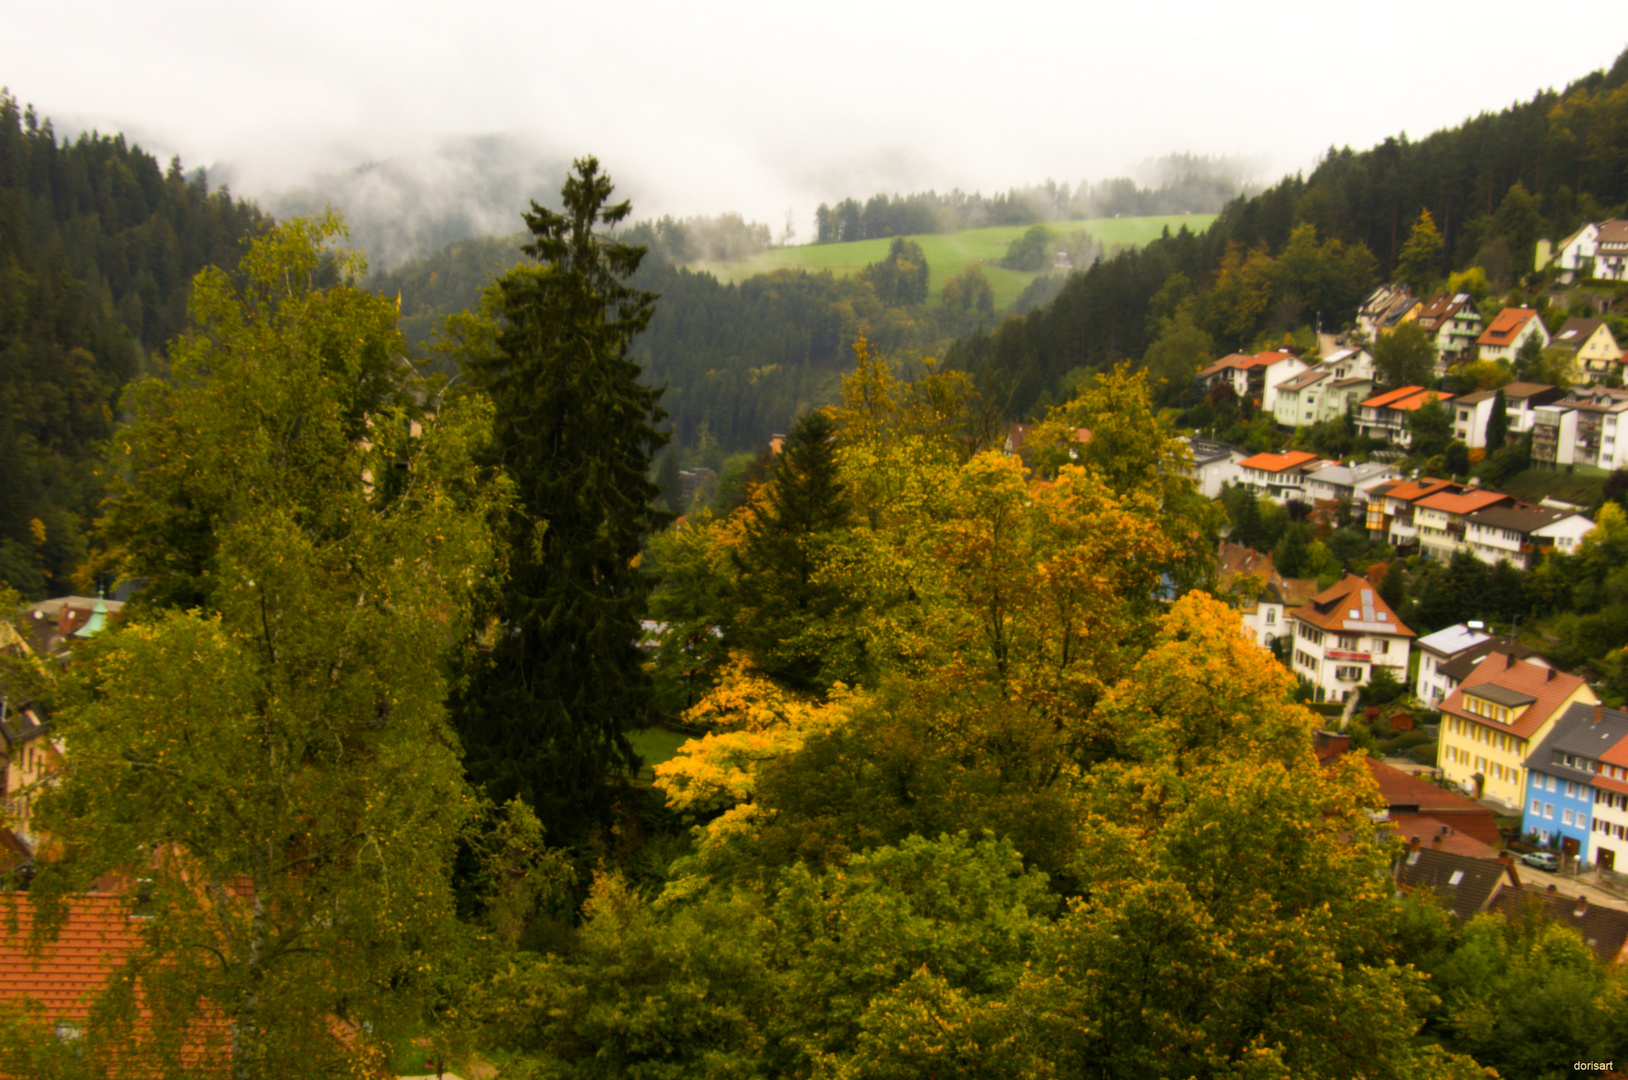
[1522,703,1628,866]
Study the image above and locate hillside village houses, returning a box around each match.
[1356,284,1420,340]
[1182,438,1250,498]
[1463,502,1596,568]
[1437,652,1596,812]
[1287,573,1413,703]
[1475,306,1549,363]
[1542,219,1628,283]
[1520,702,1628,871]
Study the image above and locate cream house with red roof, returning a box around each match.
[1437,652,1597,812]
[1364,477,1464,549]
[1476,307,1549,363]
[1413,489,1513,561]
[1356,387,1453,445]
[1197,350,1310,411]
[1236,449,1324,501]
[1288,573,1414,703]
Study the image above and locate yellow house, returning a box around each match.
[1438,652,1596,812]
[1551,317,1623,385]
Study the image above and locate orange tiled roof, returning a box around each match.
[1288,572,1414,637]
[1362,385,1428,409]
[1414,490,1510,516]
[1389,390,1452,412]
[1440,652,1592,740]
[1238,450,1319,474]
[1381,478,1458,504]
[0,894,143,1025]
[1477,307,1537,346]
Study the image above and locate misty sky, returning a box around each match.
[4,0,1627,236]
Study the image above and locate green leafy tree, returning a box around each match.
[18,215,502,1080]
[999,224,1056,271]
[1380,558,1408,613]
[940,262,994,316]
[1408,395,1453,458]
[453,157,670,837]
[1373,321,1438,388]
[859,237,930,307]
[1141,308,1213,405]
[1396,209,1445,292]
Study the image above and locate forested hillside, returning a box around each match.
[0,92,265,596]
[950,47,1628,417]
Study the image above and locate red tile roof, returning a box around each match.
[0,894,143,1026]
[1289,572,1415,637]
[1477,307,1538,346]
[1362,385,1428,409]
[1414,490,1511,516]
[1379,478,1458,505]
[1388,390,1452,412]
[1238,450,1319,474]
[1439,653,1594,740]
[1365,759,1502,848]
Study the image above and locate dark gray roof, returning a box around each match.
[1394,848,1510,922]
[1488,884,1628,964]
[1438,639,1542,682]
[1471,684,1539,709]
[1453,388,1499,405]
[1463,504,1573,534]
[1524,702,1628,778]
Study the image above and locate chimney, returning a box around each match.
[1431,835,1442,849]
[1410,836,1421,852]
[1547,667,1556,681]
[1594,704,1605,725]
[1547,883,1558,893]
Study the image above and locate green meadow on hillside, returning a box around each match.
[688,214,1217,309]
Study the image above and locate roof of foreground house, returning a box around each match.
[1477,307,1539,346]
[1439,652,1592,740]
[1487,884,1628,964]
[0,895,144,1026]
[1289,573,1414,637]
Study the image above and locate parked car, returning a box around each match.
[1520,851,1559,871]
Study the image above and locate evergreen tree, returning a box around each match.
[1486,387,1510,451]
[729,409,860,691]
[1380,558,1407,613]
[1395,209,1444,292]
[453,157,669,838]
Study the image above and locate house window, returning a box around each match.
[1566,781,1576,798]
[1531,798,1542,815]
[1545,803,1555,819]
[1338,635,1359,650]
[1563,809,1573,826]
[1377,639,1389,654]
[1265,609,1276,625]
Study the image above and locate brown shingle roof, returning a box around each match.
[1393,848,1511,922]
[1486,884,1628,964]
[1439,653,1593,740]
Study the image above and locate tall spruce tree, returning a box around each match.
[454,157,669,837]
[730,409,860,691]
[1486,387,1510,452]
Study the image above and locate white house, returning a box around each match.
[1357,285,1419,341]
[1415,623,1494,704]
[1596,220,1628,282]
[1548,222,1599,283]
[1476,308,1549,363]
[1532,387,1628,471]
[1236,450,1325,501]
[1288,573,1414,704]
[1303,461,1399,506]
[1413,489,1514,561]
[1463,503,1595,569]
[1272,370,1330,427]
[1182,438,1250,499]
[1356,387,1453,446]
